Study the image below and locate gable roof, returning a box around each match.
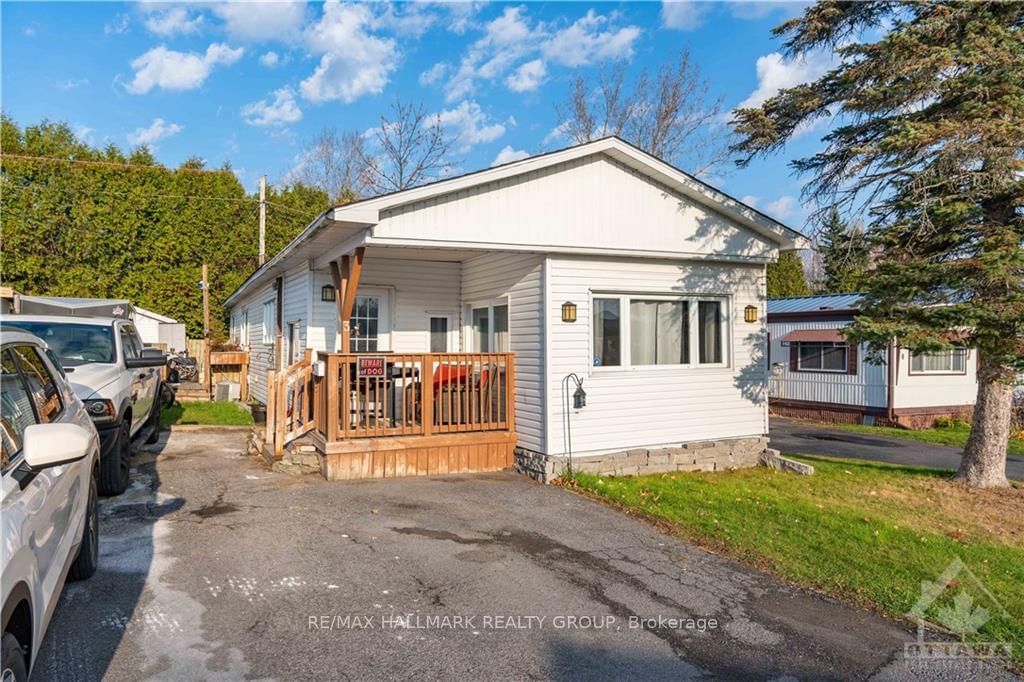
[226,137,807,307]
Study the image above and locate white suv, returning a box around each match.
[3,316,164,495]
[1,328,100,682]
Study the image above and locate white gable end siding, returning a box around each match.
[307,257,462,355]
[461,253,545,453]
[375,156,777,260]
[893,348,977,409]
[545,257,768,456]
[766,321,887,408]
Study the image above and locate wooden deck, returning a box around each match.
[267,351,516,480]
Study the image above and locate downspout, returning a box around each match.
[886,338,896,425]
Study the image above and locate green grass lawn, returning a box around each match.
[568,457,1024,667]
[825,421,1024,456]
[160,401,254,428]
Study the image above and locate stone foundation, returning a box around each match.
[515,436,770,483]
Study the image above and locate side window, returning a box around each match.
[1,349,38,471]
[12,345,64,424]
[119,326,141,360]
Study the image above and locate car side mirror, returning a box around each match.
[126,348,168,369]
[22,423,93,469]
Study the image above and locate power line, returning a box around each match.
[2,153,237,175]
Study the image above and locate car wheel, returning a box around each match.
[145,389,162,445]
[1,633,28,682]
[69,473,99,581]
[98,419,131,496]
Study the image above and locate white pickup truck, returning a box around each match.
[2,315,165,495]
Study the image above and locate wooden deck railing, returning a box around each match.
[315,352,515,442]
[267,350,316,457]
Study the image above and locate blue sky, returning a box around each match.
[2,1,837,232]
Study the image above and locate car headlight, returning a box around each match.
[83,399,116,424]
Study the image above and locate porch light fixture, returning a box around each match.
[561,301,577,323]
[321,285,336,302]
[573,384,587,409]
[744,305,759,323]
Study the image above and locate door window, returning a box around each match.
[429,317,449,353]
[1,348,38,471]
[350,296,381,352]
[11,346,64,424]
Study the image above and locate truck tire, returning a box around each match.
[1,633,28,682]
[145,388,162,445]
[98,420,131,496]
[69,473,99,581]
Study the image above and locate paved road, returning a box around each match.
[33,429,1016,681]
[770,418,1024,482]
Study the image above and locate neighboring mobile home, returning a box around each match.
[224,137,806,481]
[767,294,977,428]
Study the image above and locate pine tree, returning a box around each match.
[767,251,811,298]
[733,2,1024,487]
[818,209,869,294]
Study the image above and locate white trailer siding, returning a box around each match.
[375,155,778,260]
[545,257,768,457]
[236,280,277,405]
[893,347,977,410]
[307,256,462,355]
[766,321,888,408]
[461,252,545,453]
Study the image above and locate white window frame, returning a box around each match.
[909,347,968,375]
[262,300,275,345]
[464,298,510,353]
[347,287,392,353]
[796,341,848,373]
[240,310,249,347]
[589,292,730,372]
[426,311,458,353]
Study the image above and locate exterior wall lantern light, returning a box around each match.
[321,285,336,302]
[561,301,577,323]
[744,305,759,324]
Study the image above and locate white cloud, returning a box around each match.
[542,10,641,67]
[300,3,398,103]
[740,194,759,208]
[127,118,183,147]
[125,43,244,94]
[211,1,307,42]
[373,2,437,37]
[661,1,707,30]
[764,195,797,219]
[57,78,89,91]
[542,121,570,147]
[437,100,506,152]
[144,7,203,37]
[445,6,637,102]
[105,14,130,35]
[738,51,835,109]
[419,62,448,86]
[259,51,281,67]
[73,124,95,144]
[491,145,530,166]
[505,59,546,93]
[241,87,302,127]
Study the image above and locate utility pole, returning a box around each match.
[202,263,211,392]
[258,174,267,266]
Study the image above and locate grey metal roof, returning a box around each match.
[18,296,131,307]
[767,293,862,315]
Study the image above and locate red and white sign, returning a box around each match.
[357,356,386,378]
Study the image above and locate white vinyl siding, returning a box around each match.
[767,321,885,408]
[233,281,277,405]
[895,347,976,409]
[461,253,545,453]
[375,155,777,260]
[547,256,767,457]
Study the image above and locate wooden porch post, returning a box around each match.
[329,247,365,354]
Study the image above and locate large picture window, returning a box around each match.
[910,347,967,374]
[797,342,848,372]
[592,294,727,369]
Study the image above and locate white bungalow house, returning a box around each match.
[767,294,978,428]
[224,137,805,481]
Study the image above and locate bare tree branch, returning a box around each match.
[295,127,369,205]
[359,100,454,194]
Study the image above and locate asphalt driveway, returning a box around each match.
[770,418,1024,482]
[33,429,1016,681]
